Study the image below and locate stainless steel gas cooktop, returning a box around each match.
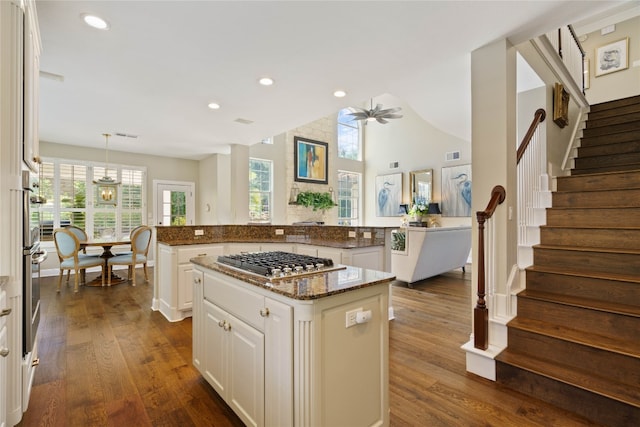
[216,251,345,281]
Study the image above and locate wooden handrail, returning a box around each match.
[516,109,546,164]
[474,185,506,350]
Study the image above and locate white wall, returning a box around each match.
[582,16,640,105]
[363,93,472,228]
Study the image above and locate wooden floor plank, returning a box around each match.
[17,266,602,426]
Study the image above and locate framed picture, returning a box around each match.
[441,164,472,217]
[595,38,629,77]
[375,173,402,217]
[294,136,328,184]
[553,82,569,128]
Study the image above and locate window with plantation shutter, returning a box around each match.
[40,157,146,241]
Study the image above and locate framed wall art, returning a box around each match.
[294,136,328,184]
[553,82,569,128]
[441,164,472,217]
[595,37,629,77]
[375,173,402,217]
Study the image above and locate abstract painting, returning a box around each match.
[441,164,472,217]
[375,173,402,217]
[294,136,328,184]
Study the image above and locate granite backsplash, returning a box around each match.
[156,225,386,248]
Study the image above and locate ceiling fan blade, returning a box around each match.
[381,113,403,119]
[378,107,402,115]
[371,104,383,114]
[347,112,370,120]
[376,117,389,124]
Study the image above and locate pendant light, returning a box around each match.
[93,133,120,205]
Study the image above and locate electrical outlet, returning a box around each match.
[345,307,362,328]
[275,229,284,235]
[348,231,356,238]
[363,231,372,239]
[194,229,204,236]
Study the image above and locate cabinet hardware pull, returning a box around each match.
[0,308,11,317]
[223,322,231,331]
[259,308,270,317]
[194,277,201,284]
[32,358,40,366]
[0,348,9,357]
[218,320,225,328]
[198,253,207,256]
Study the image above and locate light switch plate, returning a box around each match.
[363,232,372,239]
[275,229,284,235]
[194,229,204,236]
[348,231,356,238]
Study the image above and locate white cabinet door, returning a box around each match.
[348,248,383,270]
[192,270,204,372]
[177,262,195,310]
[264,298,293,427]
[228,313,265,427]
[203,300,227,396]
[203,295,266,427]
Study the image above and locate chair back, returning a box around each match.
[65,225,88,243]
[54,228,81,261]
[131,226,152,256]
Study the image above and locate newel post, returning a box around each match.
[474,185,506,350]
[474,212,488,350]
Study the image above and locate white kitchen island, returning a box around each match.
[190,255,394,427]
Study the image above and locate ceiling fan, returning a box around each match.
[348,99,403,124]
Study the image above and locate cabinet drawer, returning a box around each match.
[179,245,224,263]
[204,273,264,331]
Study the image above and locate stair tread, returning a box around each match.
[554,185,640,193]
[535,243,640,255]
[507,316,640,357]
[541,225,640,231]
[497,350,640,407]
[518,289,640,318]
[526,264,640,284]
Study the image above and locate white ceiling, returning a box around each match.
[36,1,634,160]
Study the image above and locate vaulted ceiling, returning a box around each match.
[36,1,633,160]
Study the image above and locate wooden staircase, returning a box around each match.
[496,95,640,426]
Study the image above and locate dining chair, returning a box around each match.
[106,226,152,286]
[63,224,100,283]
[53,228,105,292]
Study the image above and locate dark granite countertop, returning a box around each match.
[191,256,395,300]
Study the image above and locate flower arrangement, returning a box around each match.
[408,202,428,217]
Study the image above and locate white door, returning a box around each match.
[154,181,195,226]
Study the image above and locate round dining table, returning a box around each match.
[81,237,131,286]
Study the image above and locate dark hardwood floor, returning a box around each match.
[18,267,601,426]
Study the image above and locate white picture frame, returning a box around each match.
[595,37,629,77]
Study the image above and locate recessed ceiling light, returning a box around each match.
[259,77,274,86]
[81,13,110,30]
[208,102,221,110]
[333,90,347,98]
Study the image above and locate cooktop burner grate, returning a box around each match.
[217,251,340,279]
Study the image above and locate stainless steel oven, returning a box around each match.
[22,170,46,355]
